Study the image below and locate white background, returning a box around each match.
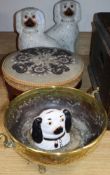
[0,0,110,31]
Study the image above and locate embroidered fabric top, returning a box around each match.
[2,47,84,86]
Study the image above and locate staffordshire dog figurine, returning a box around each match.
[15,7,60,50]
[46,0,81,52]
[31,108,72,150]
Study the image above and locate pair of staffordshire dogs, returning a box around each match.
[16,0,81,52]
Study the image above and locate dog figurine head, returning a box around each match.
[31,109,72,150]
[16,7,45,34]
[54,0,81,23]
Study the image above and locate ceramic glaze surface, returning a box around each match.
[31,109,71,150]
[16,7,60,50]
[46,0,81,52]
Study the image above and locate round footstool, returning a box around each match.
[2,47,84,100]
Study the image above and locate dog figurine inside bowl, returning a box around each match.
[31,109,72,150]
[15,7,60,50]
[46,0,81,52]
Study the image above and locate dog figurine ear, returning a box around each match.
[35,10,45,32]
[53,1,62,24]
[74,1,81,22]
[16,10,23,34]
[63,109,72,133]
[32,117,43,143]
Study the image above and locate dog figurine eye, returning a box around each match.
[24,15,28,19]
[71,5,74,8]
[64,5,67,8]
[61,118,64,122]
[32,15,36,19]
[49,122,52,125]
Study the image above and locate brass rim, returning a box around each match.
[4,86,108,158]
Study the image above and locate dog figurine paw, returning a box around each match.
[15,7,60,50]
[31,109,72,150]
[46,0,81,52]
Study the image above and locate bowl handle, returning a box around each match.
[0,133,15,148]
[87,87,100,98]
[38,164,46,174]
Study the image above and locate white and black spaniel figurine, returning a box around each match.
[15,7,60,50]
[46,0,81,52]
[31,109,72,150]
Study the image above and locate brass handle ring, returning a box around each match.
[0,133,15,148]
[38,164,46,174]
[87,86,100,97]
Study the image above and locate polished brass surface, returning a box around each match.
[3,86,107,166]
[0,133,15,148]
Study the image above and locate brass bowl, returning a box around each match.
[1,87,107,167]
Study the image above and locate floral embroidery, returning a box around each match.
[15,53,32,62]
[12,48,74,75]
[12,63,28,73]
[31,64,48,74]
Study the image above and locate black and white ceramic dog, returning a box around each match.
[31,108,72,150]
[46,0,81,52]
[15,7,60,50]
